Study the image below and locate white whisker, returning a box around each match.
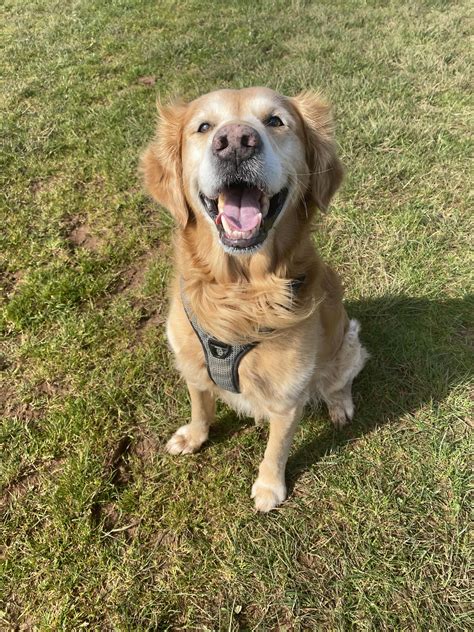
[292,167,335,176]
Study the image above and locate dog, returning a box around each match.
[141,87,368,512]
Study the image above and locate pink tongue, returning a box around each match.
[219,187,261,231]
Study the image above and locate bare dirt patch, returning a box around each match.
[0,383,43,424]
[90,429,158,537]
[68,221,104,252]
[107,435,133,488]
[0,458,64,512]
[113,247,163,294]
[36,379,67,397]
[29,174,61,196]
[133,432,159,463]
[73,174,106,194]
[0,268,24,297]
[111,246,168,340]
[135,306,165,334]
[0,355,11,372]
[0,378,68,427]
[1,597,37,632]
[137,75,156,86]
[8,403,43,423]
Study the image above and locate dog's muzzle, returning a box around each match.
[199,123,288,253]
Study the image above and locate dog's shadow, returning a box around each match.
[208,294,472,482]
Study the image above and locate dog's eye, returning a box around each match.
[197,122,211,133]
[265,115,284,128]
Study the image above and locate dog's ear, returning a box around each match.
[292,91,344,211]
[140,99,189,227]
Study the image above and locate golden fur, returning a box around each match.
[141,87,367,512]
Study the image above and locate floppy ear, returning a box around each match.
[292,91,344,211]
[140,99,189,227]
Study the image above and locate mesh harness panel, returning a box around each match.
[181,277,305,394]
[181,289,256,393]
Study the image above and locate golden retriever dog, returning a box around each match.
[141,87,368,512]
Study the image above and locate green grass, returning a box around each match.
[1,0,472,629]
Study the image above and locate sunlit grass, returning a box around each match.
[1,0,472,629]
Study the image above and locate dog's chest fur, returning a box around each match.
[166,296,319,420]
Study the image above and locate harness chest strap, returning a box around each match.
[180,276,305,394]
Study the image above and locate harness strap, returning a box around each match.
[181,275,306,394]
[181,289,256,393]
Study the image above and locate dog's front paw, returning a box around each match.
[251,478,286,512]
[166,424,208,455]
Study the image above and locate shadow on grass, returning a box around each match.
[287,294,473,484]
[199,409,256,452]
[204,295,472,481]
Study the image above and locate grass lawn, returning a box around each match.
[1,0,472,629]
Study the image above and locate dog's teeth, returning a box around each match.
[220,214,262,241]
[261,195,270,217]
[218,194,225,212]
[221,214,232,235]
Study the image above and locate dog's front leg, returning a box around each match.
[166,383,215,455]
[251,405,303,512]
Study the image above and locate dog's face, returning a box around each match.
[142,88,343,255]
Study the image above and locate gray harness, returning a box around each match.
[181,277,305,394]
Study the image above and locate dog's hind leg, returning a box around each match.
[166,383,215,455]
[324,380,355,429]
[315,319,369,429]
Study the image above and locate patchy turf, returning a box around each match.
[1,0,472,629]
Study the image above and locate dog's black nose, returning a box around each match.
[212,124,262,164]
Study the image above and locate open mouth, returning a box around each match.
[199,183,289,252]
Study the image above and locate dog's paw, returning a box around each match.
[251,478,286,512]
[328,403,352,430]
[166,424,208,455]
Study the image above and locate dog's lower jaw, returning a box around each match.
[220,239,266,257]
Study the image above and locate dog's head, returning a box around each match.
[141,87,343,255]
